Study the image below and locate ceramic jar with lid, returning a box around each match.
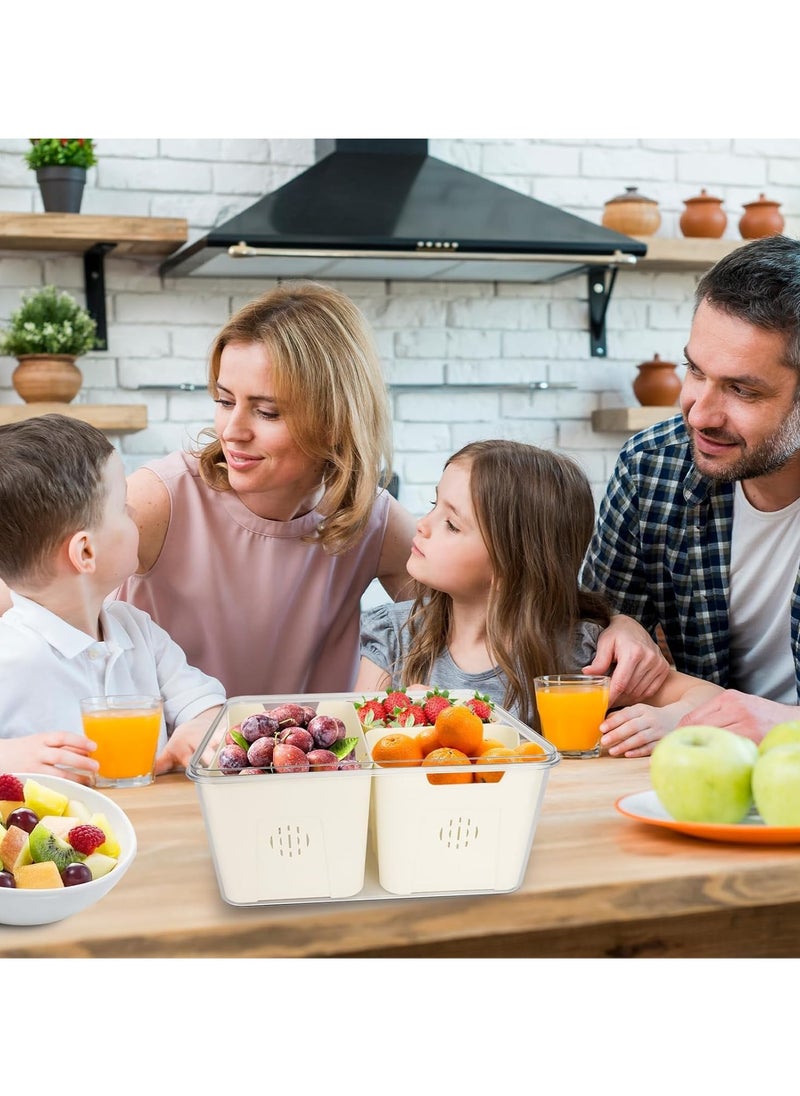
[601,186,662,236]
[679,189,727,238]
[632,354,682,407]
[739,194,785,239]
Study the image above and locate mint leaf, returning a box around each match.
[331,736,358,760]
[229,728,248,751]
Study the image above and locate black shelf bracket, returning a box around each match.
[83,242,117,351]
[587,266,618,357]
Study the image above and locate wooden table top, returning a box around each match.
[3,757,800,958]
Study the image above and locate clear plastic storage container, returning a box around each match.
[187,692,559,906]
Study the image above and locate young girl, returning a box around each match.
[356,440,723,758]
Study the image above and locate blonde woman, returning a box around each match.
[115,282,416,696]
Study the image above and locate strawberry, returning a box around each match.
[67,824,107,856]
[383,690,412,718]
[393,703,426,728]
[355,698,386,729]
[0,773,24,801]
[423,691,452,725]
[464,692,494,722]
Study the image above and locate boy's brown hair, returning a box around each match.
[0,414,113,585]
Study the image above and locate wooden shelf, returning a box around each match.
[591,406,679,433]
[0,212,188,350]
[0,213,187,256]
[0,403,147,432]
[632,236,746,272]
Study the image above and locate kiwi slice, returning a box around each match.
[28,821,84,872]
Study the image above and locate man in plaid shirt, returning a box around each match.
[582,235,800,750]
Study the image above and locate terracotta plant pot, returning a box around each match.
[602,186,661,236]
[739,194,785,239]
[632,354,682,407]
[12,354,83,403]
[679,189,727,238]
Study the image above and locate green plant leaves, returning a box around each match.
[24,138,97,170]
[0,285,97,357]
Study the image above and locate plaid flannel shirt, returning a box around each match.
[579,414,800,700]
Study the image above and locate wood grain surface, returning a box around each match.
[2,758,799,958]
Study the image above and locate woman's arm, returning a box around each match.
[126,467,171,573]
[375,495,416,601]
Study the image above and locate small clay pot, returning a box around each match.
[632,354,682,407]
[679,189,727,238]
[602,186,661,236]
[739,193,785,239]
[11,354,83,403]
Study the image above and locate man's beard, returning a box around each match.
[686,400,800,483]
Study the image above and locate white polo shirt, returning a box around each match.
[0,593,225,746]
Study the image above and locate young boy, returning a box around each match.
[0,414,225,782]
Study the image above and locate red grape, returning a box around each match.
[0,870,15,888]
[61,862,93,887]
[6,807,38,834]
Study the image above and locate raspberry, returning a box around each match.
[67,824,106,856]
[0,774,24,801]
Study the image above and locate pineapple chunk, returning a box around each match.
[83,851,118,879]
[66,798,92,823]
[23,778,68,818]
[88,812,121,857]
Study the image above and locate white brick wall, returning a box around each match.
[1,137,799,515]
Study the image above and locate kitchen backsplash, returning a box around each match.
[1,137,798,514]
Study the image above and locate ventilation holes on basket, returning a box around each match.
[268,824,311,858]
[438,816,479,850]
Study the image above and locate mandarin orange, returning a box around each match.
[435,705,484,757]
[513,741,547,761]
[371,732,424,768]
[422,746,473,785]
[415,724,441,757]
[476,737,507,756]
[474,746,516,783]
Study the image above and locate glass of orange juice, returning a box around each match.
[80,694,163,788]
[533,675,610,758]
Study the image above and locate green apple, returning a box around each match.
[752,743,800,826]
[758,721,800,756]
[650,725,758,824]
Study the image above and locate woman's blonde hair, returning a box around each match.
[401,440,611,726]
[194,281,392,553]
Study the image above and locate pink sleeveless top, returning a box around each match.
[114,451,391,697]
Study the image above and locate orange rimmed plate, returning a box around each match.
[615,790,800,845]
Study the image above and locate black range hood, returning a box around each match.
[161,140,648,355]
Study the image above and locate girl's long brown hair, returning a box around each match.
[401,440,611,726]
[193,281,392,554]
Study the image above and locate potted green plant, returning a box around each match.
[0,285,98,403]
[25,139,97,214]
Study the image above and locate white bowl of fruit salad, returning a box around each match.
[0,772,136,926]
